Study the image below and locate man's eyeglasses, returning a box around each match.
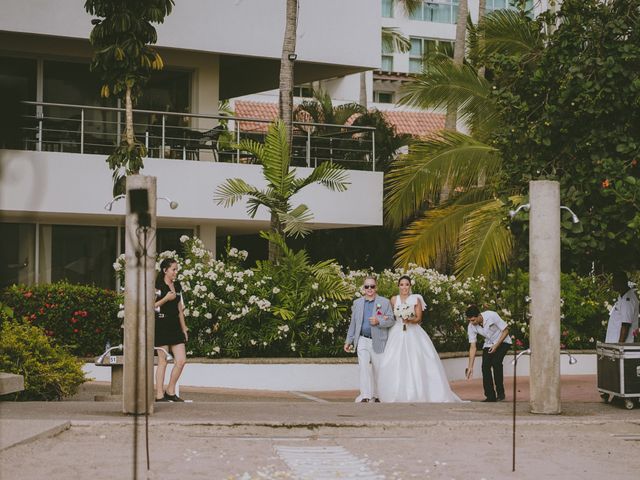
[363,284,376,289]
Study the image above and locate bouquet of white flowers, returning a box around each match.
[397,302,415,331]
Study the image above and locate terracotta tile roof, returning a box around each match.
[381,110,445,137]
[235,100,445,138]
[235,101,278,132]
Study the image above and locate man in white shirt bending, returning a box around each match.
[605,271,639,343]
[465,305,512,402]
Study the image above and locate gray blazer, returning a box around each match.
[345,295,395,354]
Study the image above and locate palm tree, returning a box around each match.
[279,0,298,146]
[386,9,543,278]
[214,121,350,262]
[85,0,174,191]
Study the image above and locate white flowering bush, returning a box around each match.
[111,236,622,357]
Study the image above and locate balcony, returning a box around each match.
[0,102,383,230]
[18,101,379,171]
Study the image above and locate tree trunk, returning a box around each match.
[125,85,135,149]
[359,72,368,108]
[268,212,283,263]
[279,0,298,146]
[477,0,486,79]
[445,0,468,131]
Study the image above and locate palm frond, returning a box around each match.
[394,200,494,268]
[332,103,366,126]
[477,9,543,61]
[279,204,314,238]
[213,178,260,208]
[454,199,513,278]
[261,121,295,194]
[385,131,501,228]
[259,230,293,257]
[399,59,496,134]
[291,161,350,194]
[382,27,411,54]
[397,0,422,16]
[234,139,264,160]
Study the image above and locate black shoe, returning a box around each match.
[155,396,169,402]
[373,398,381,403]
[482,398,497,402]
[360,398,370,403]
[497,394,506,402]
[164,393,184,402]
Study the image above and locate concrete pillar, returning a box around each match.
[123,175,157,415]
[529,180,561,414]
[198,224,217,256]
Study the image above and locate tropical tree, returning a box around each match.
[388,0,640,277]
[85,0,174,191]
[386,8,543,278]
[279,0,298,146]
[214,121,350,262]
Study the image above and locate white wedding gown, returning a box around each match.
[378,296,462,403]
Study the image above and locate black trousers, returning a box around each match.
[482,343,511,400]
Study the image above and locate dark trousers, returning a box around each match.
[482,343,511,400]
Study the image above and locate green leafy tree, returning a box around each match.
[388,0,640,277]
[85,0,174,189]
[214,121,350,262]
[387,9,537,277]
[492,0,640,273]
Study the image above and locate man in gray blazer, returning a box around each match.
[344,276,395,402]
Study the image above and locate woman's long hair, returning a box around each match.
[156,258,177,289]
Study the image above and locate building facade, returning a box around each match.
[0,0,382,289]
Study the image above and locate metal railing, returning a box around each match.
[17,101,378,171]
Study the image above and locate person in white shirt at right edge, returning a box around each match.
[605,271,639,344]
[464,305,512,402]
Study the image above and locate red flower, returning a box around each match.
[29,314,36,321]
[95,328,102,334]
[601,179,610,188]
[24,291,33,298]
[515,339,524,347]
[73,328,79,333]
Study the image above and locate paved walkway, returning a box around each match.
[1,375,638,479]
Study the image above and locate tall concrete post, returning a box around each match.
[529,180,561,414]
[123,175,157,415]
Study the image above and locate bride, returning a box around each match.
[378,275,462,403]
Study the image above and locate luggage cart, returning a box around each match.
[596,342,640,410]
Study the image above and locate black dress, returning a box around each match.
[154,281,186,347]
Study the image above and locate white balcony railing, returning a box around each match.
[17,101,378,171]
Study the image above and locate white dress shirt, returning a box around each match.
[468,310,512,348]
[605,288,639,343]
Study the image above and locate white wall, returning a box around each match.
[0,150,383,229]
[0,0,379,69]
[84,353,595,391]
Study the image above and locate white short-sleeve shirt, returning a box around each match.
[468,310,512,349]
[605,288,639,343]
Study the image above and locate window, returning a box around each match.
[157,228,194,255]
[51,226,117,289]
[0,223,36,288]
[486,0,534,12]
[381,39,394,72]
[0,57,36,149]
[293,84,313,98]
[382,0,394,18]
[410,0,458,24]
[409,37,454,73]
[374,91,394,104]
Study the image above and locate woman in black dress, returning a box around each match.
[154,258,188,402]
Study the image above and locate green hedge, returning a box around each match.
[1,282,122,356]
[2,238,625,358]
[0,316,86,401]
